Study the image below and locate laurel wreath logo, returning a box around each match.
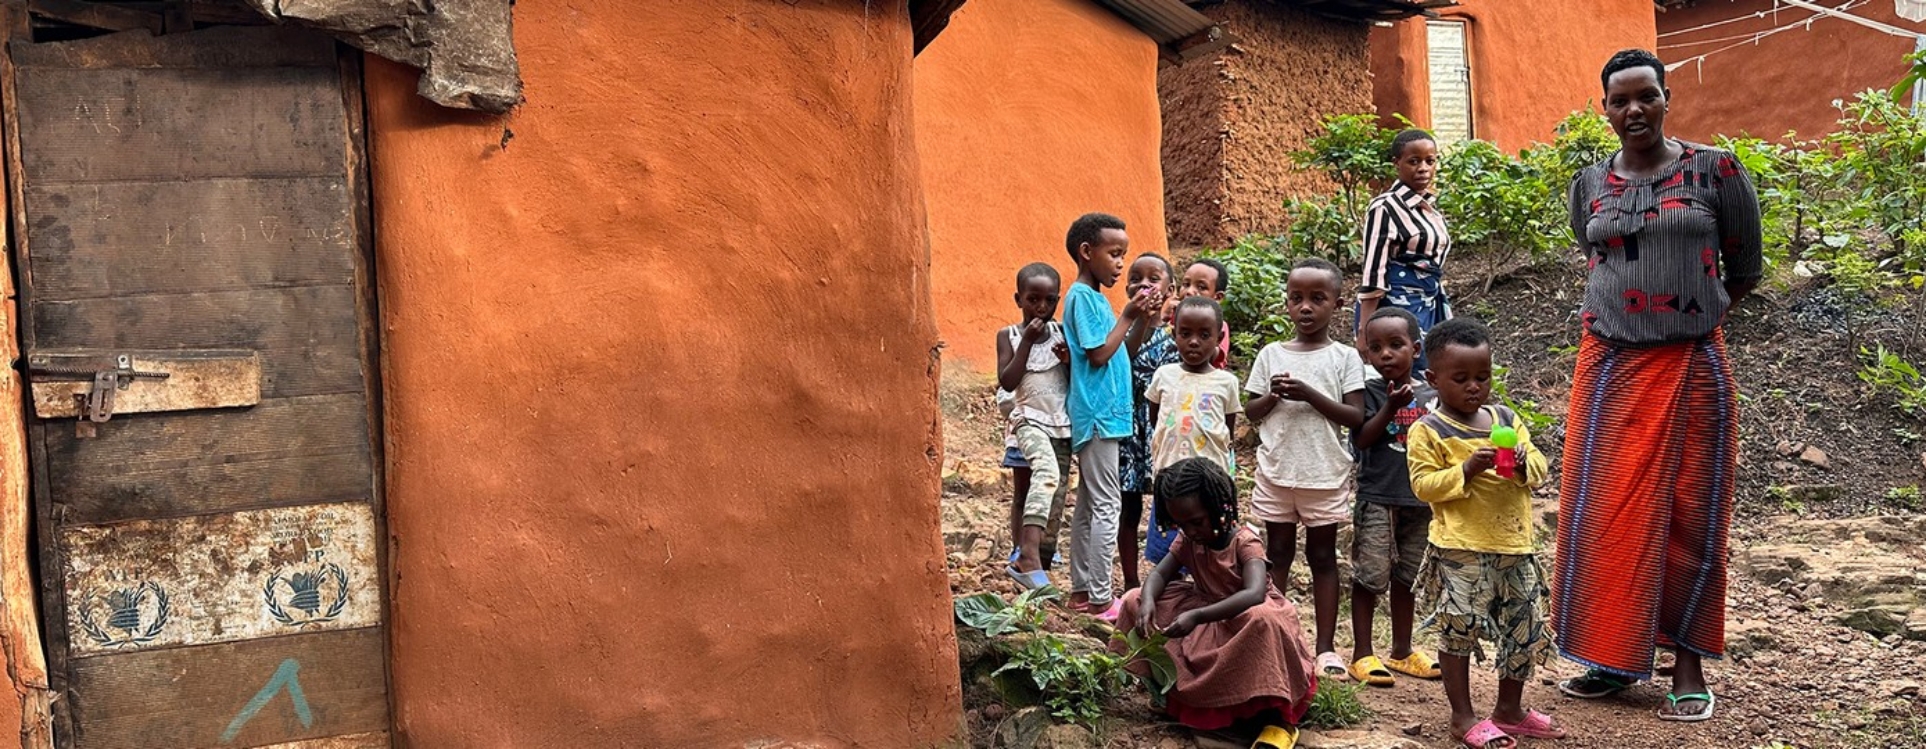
[77,581,169,647]
[264,563,349,627]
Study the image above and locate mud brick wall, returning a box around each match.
[1161,0,1372,252]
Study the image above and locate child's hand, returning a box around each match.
[1052,341,1070,364]
[1020,318,1051,345]
[1268,373,1291,398]
[1387,382,1414,410]
[1275,374,1310,401]
[1136,598,1156,635]
[1462,447,1497,477]
[1163,611,1201,638]
[1122,287,1158,321]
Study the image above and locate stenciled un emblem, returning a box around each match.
[77,581,169,647]
[263,563,349,627]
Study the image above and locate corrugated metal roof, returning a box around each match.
[1093,0,1219,46]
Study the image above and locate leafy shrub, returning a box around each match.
[1827,89,1926,269]
[1437,141,1569,291]
[994,635,1131,726]
[1281,196,1359,267]
[1198,235,1295,364]
[1290,113,1397,230]
[1539,107,1618,179]
[1859,345,1926,416]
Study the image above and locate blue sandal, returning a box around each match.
[1005,566,1049,590]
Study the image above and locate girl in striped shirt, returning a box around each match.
[1356,129,1452,371]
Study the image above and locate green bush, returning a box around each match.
[1198,235,1295,365]
[1281,196,1359,267]
[1437,140,1568,291]
[1828,89,1926,270]
[1859,345,1926,416]
[1290,113,1397,227]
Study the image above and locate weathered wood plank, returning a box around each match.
[24,177,356,300]
[32,285,366,399]
[15,66,347,184]
[30,350,261,419]
[256,732,389,749]
[25,1,164,35]
[67,627,387,749]
[10,25,333,69]
[61,502,379,655]
[44,394,371,525]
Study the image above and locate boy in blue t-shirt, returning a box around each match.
[1060,212,1155,621]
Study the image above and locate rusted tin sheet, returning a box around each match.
[242,0,521,113]
[61,502,378,656]
[29,350,261,419]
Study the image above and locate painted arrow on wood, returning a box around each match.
[221,658,314,743]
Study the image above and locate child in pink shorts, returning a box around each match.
[1243,258,1367,682]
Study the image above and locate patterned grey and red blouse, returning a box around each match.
[1568,142,1764,345]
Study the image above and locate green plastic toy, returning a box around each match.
[1490,425,1519,478]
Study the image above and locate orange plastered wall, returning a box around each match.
[365,1,959,745]
[1660,0,1924,141]
[914,0,1169,373]
[1371,0,1658,152]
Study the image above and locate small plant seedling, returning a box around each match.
[1885,485,1923,512]
[1301,679,1374,729]
[953,585,1060,637]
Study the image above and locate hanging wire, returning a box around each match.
[1662,0,1874,75]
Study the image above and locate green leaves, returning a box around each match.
[1199,235,1296,365]
[1859,345,1926,416]
[954,586,1059,637]
[1115,628,1177,696]
[1891,49,1926,102]
[993,635,1132,726]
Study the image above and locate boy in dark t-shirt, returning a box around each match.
[1346,308,1442,687]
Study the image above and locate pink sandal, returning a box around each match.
[1090,599,1123,624]
[1494,709,1566,739]
[1459,719,1514,749]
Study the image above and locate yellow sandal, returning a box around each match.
[1348,655,1396,687]
[1382,651,1442,680]
[1251,725,1299,749]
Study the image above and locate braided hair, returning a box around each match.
[1153,457,1239,549]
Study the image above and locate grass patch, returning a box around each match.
[1301,679,1374,729]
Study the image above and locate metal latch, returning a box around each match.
[30,354,170,430]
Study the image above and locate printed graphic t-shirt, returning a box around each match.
[1354,378,1437,507]
[1145,364,1244,473]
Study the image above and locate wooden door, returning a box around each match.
[3,23,390,749]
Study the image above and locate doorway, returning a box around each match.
[2,6,390,747]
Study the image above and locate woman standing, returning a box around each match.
[1355,129,1450,369]
[1552,49,1762,723]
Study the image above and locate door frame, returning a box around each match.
[0,7,391,746]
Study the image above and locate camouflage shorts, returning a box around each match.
[1351,502,1431,594]
[1416,545,1555,682]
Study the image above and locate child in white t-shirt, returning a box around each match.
[1243,258,1367,682]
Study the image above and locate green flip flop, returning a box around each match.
[1658,691,1716,722]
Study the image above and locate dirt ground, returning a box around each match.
[939,266,1926,748]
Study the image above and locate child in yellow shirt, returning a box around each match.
[1404,317,1564,749]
